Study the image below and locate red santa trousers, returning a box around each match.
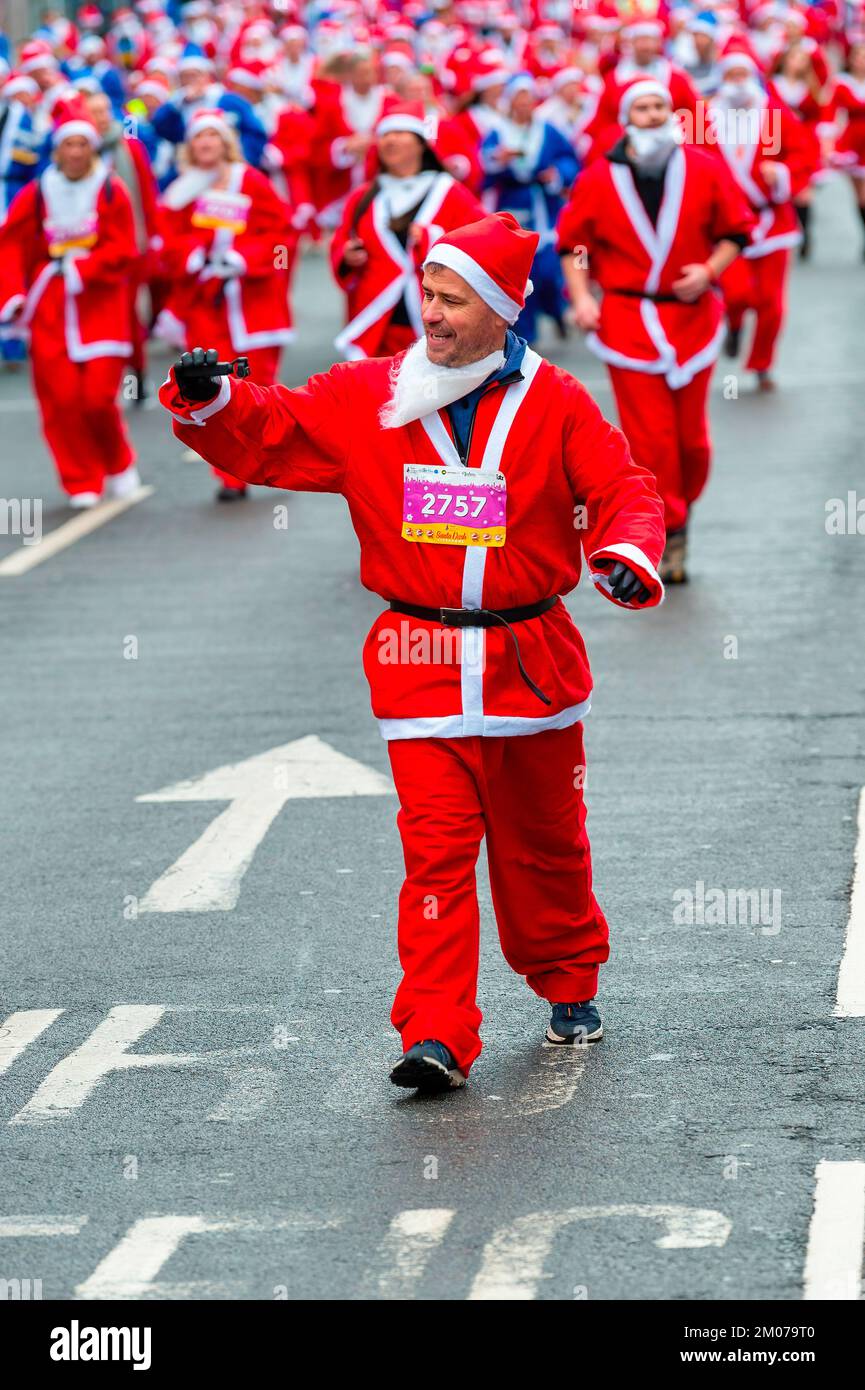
[720,250,790,373]
[30,338,134,498]
[608,364,713,534]
[206,346,281,489]
[387,722,610,1074]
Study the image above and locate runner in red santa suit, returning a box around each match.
[311,50,387,230]
[330,102,486,359]
[0,112,140,507]
[829,40,865,256]
[158,212,667,1094]
[708,54,813,392]
[767,41,831,258]
[558,80,755,583]
[157,108,294,501]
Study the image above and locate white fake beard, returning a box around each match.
[379,337,506,431]
[626,118,682,172]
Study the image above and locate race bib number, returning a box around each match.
[44,213,98,257]
[191,191,251,233]
[402,464,506,548]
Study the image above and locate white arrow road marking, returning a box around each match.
[0,487,154,577]
[803,1160,865,1300]
[0,1009,64,1074]
[0,1215,89,1238]
[468,1206,732,1300]
[9,1005,249,1124]
[75,1214,342,1300]
[136,734,393,913]
[835,788,865,1017]
[374,1209,455,1300]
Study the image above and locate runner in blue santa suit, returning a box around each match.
[151,51,268,174]
[481,74,579,343]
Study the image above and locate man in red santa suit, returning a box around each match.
[311,49,387,229]
[0,110,140,507]
[330,101,486,359]
[158,212,666,1094]
[558,80,755,583]
[709,53,813,391]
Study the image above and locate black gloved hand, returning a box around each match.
[174,347,221,403]
[601,560,653,605]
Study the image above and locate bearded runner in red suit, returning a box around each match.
[159,213,666,1096]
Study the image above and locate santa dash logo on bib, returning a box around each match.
[191,190,251,233]
[402,464,507,548]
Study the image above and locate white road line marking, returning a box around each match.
[803,1160,865,1300]
[136,735,393,913]
[0,1009,63,1074]
[0,487,154,577]
[0,1215,88,1238]
[506,1047,587,1117]
[835,787,865,1017]
[206,1066,279,1122]
[10,1005,209,1123]
[469,1206,731,1300]
[75,1214,342,1299]
[374,1209,455,1300]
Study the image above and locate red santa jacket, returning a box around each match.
[267,106,315,223]
[158,163,295,351]
[0,162,136,361]
[706,96,813,257]
[557,144,755,387]
[311,83,388,224]
[160,350,666,740]
[330,172,485,359]
[830,75,865,172]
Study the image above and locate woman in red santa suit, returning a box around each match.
[558,80,755,582]
[330,102,486,359]
[157,108,294,501]
[0,112,139,507]
[708,54,813,391]
[829,40,865,257]
[767,41,831,258]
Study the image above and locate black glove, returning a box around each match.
[601,560,653,605]
[174,347,221,403]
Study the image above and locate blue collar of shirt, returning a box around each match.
[446,329,527,459]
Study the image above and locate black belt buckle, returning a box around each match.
[440,606,470,626]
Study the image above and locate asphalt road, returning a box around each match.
[1,175,864,1302]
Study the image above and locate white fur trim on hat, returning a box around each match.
[3,74,40,98]
[186,110,232,141]
[622,21,664,39]
[376,114,428,138]
[719,52,758,76]
[52,119,100,147]
[473,67,510,92]
[423,243,532,324]
[618,78,672,126]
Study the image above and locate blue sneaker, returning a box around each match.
[546,1000,603,1046]
[390,1039,467,1092]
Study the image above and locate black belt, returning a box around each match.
[608,287,683,304]
[388,596,559,706]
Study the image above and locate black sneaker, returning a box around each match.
[390,1039,467,1092]
[546,1001,604,1046]
[216,485,248,502]
[723,326,740,358]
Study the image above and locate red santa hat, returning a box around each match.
[78,3,103,27]
[19,40,58,74]
[52,111,100,147]
[423,212,538,324]
[186,107,233,141]
[2,72,40,99]
[618,78,672,126]
[376,99,432,140]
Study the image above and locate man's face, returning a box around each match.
[632,37,660,65]
[694,33,715,61]
[510,89,535,122]
[57,134,93,179]
[180,69,209,100]
[31,63,56,92]
[628,93,672,129]
[421,265,506,367]
[85,91,112,136]
[351,58,376,92]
